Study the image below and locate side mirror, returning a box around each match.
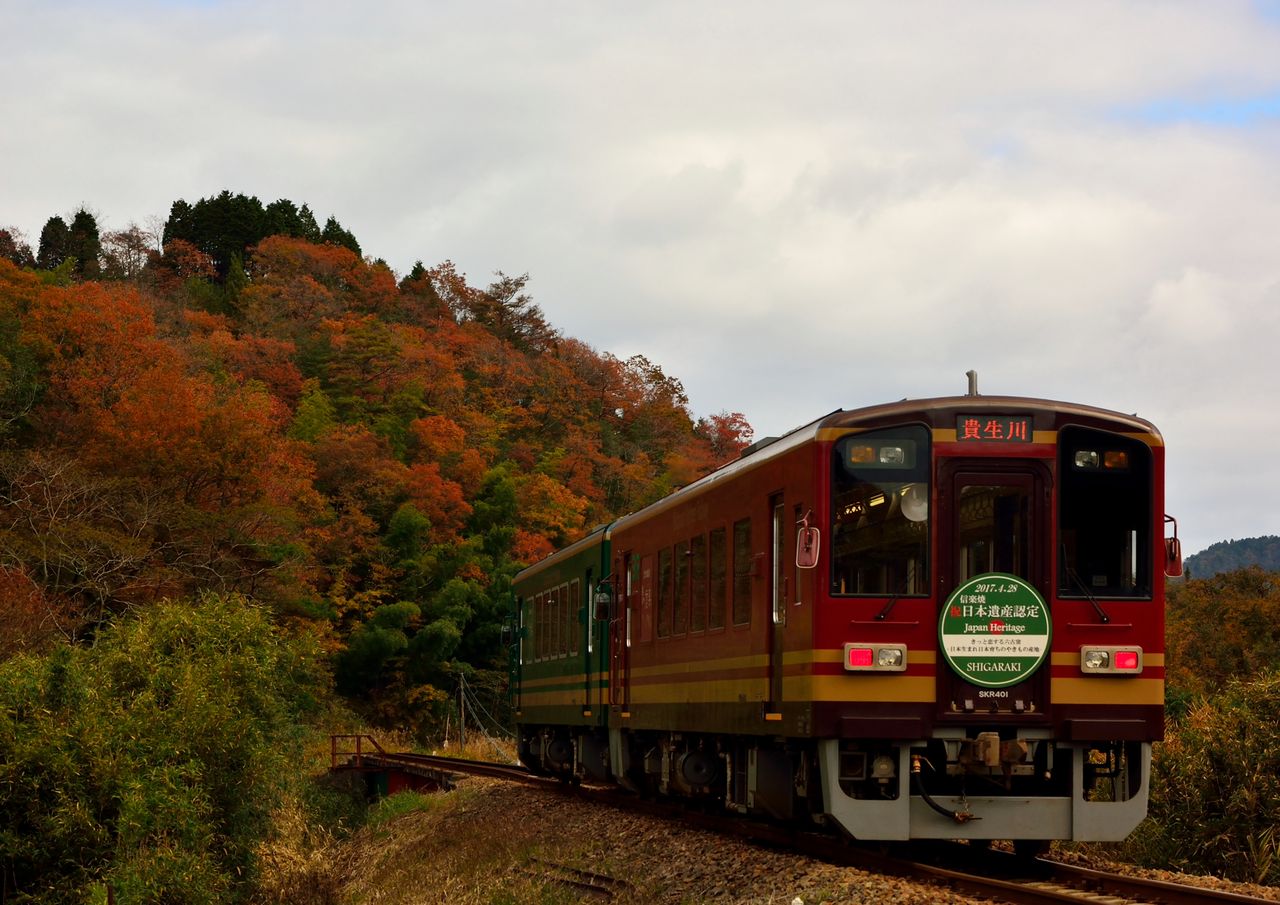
[593,586,612,621]
[796,526,821,569]
[1164,515,1184,578]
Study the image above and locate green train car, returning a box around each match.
[510,525,612,779]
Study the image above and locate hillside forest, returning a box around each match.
[1183,535,1280,577]
[3,200,1280,902]
[0,196,753,734]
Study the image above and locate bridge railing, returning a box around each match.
[330,734,387,770]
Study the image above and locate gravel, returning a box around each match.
[332,776,1279,904]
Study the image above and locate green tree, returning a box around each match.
[335,600,419,694]
[296,203,322,241]
[288,380,339,442]
[0,594,327,903]
[36,215,70,270]
[321,215,361,257]
[163,191,267,280]
[67,208,102,279]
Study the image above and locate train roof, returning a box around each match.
[816,394,1160,437]
[513,394,1162,581]
[610,394,1161,533]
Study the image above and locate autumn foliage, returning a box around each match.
[0,213,752,732]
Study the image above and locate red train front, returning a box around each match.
[513,391,1175,845]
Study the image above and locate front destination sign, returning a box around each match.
[939,573,1051,688]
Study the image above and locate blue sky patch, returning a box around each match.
[1123,92,1280,126]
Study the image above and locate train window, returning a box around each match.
[520,599,527,665]
[958,483,1029,581]
[638,555,653,643]
[709,527,727,630]
[550,587,560,659]
[658,547,673,638]
[555,588,565,660]
[559,584,570,657]
[570,579,580,656]
[691,534,708,632]
[831,425,930,596]
[1059,428,1152,598]
[536,592,546,660]
[733,518,752,625]
[674,542,690,636]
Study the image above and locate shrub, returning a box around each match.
[0,593,328,903]
[1125,671,1280,884]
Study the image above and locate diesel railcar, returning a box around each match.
[508,390,1179,844]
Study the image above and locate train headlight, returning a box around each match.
[879,446,906,465]
[1074,450,1100,469]
[844,643,908,672]
[877,648,904,668]
[1080,646,1143,674]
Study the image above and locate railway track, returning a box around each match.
[522,856,630,899]
[343,748,1277,905]
[868,848,1275,905]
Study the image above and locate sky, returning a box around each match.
[4,0,1280,556]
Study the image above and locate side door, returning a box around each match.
[767,494,787,710]
[609,553,632,710]
[936,462,1052,720]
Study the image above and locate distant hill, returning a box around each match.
[1185,536,1280,578]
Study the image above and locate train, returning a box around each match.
[507,385,1178,846]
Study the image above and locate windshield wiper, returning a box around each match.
[876,594,900,621]
[876,565,915,620]
[1062,548,1110,624]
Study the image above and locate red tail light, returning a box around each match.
[847,647,874,668]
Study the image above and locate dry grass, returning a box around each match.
[333,780,646,905]
[431,735,520,764]
[251,725,521,905]
[253,795,346,905]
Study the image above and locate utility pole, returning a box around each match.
[459,674,466,753]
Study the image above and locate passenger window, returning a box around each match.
[690,534,708,632]
[537,592,546,660]
[558,585,569,657]
[674,542,689,635]
[550,588,560,659]
[733,518,752,625]
[709,527,727,629]
[570,579,580,655]
[658,547,673,638]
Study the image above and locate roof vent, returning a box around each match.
[966,369,980,397]
[739,436,780,459]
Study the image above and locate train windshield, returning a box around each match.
[831,425,930,596]
[1058,427,1153,598]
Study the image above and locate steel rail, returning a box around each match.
[1039,858,1277,905]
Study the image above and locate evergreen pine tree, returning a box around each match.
[36,216,70,270]
[67,208,102,278]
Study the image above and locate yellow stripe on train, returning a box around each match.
[1049,678,1164,705]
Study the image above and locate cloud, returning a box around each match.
[4,0,1280,552]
